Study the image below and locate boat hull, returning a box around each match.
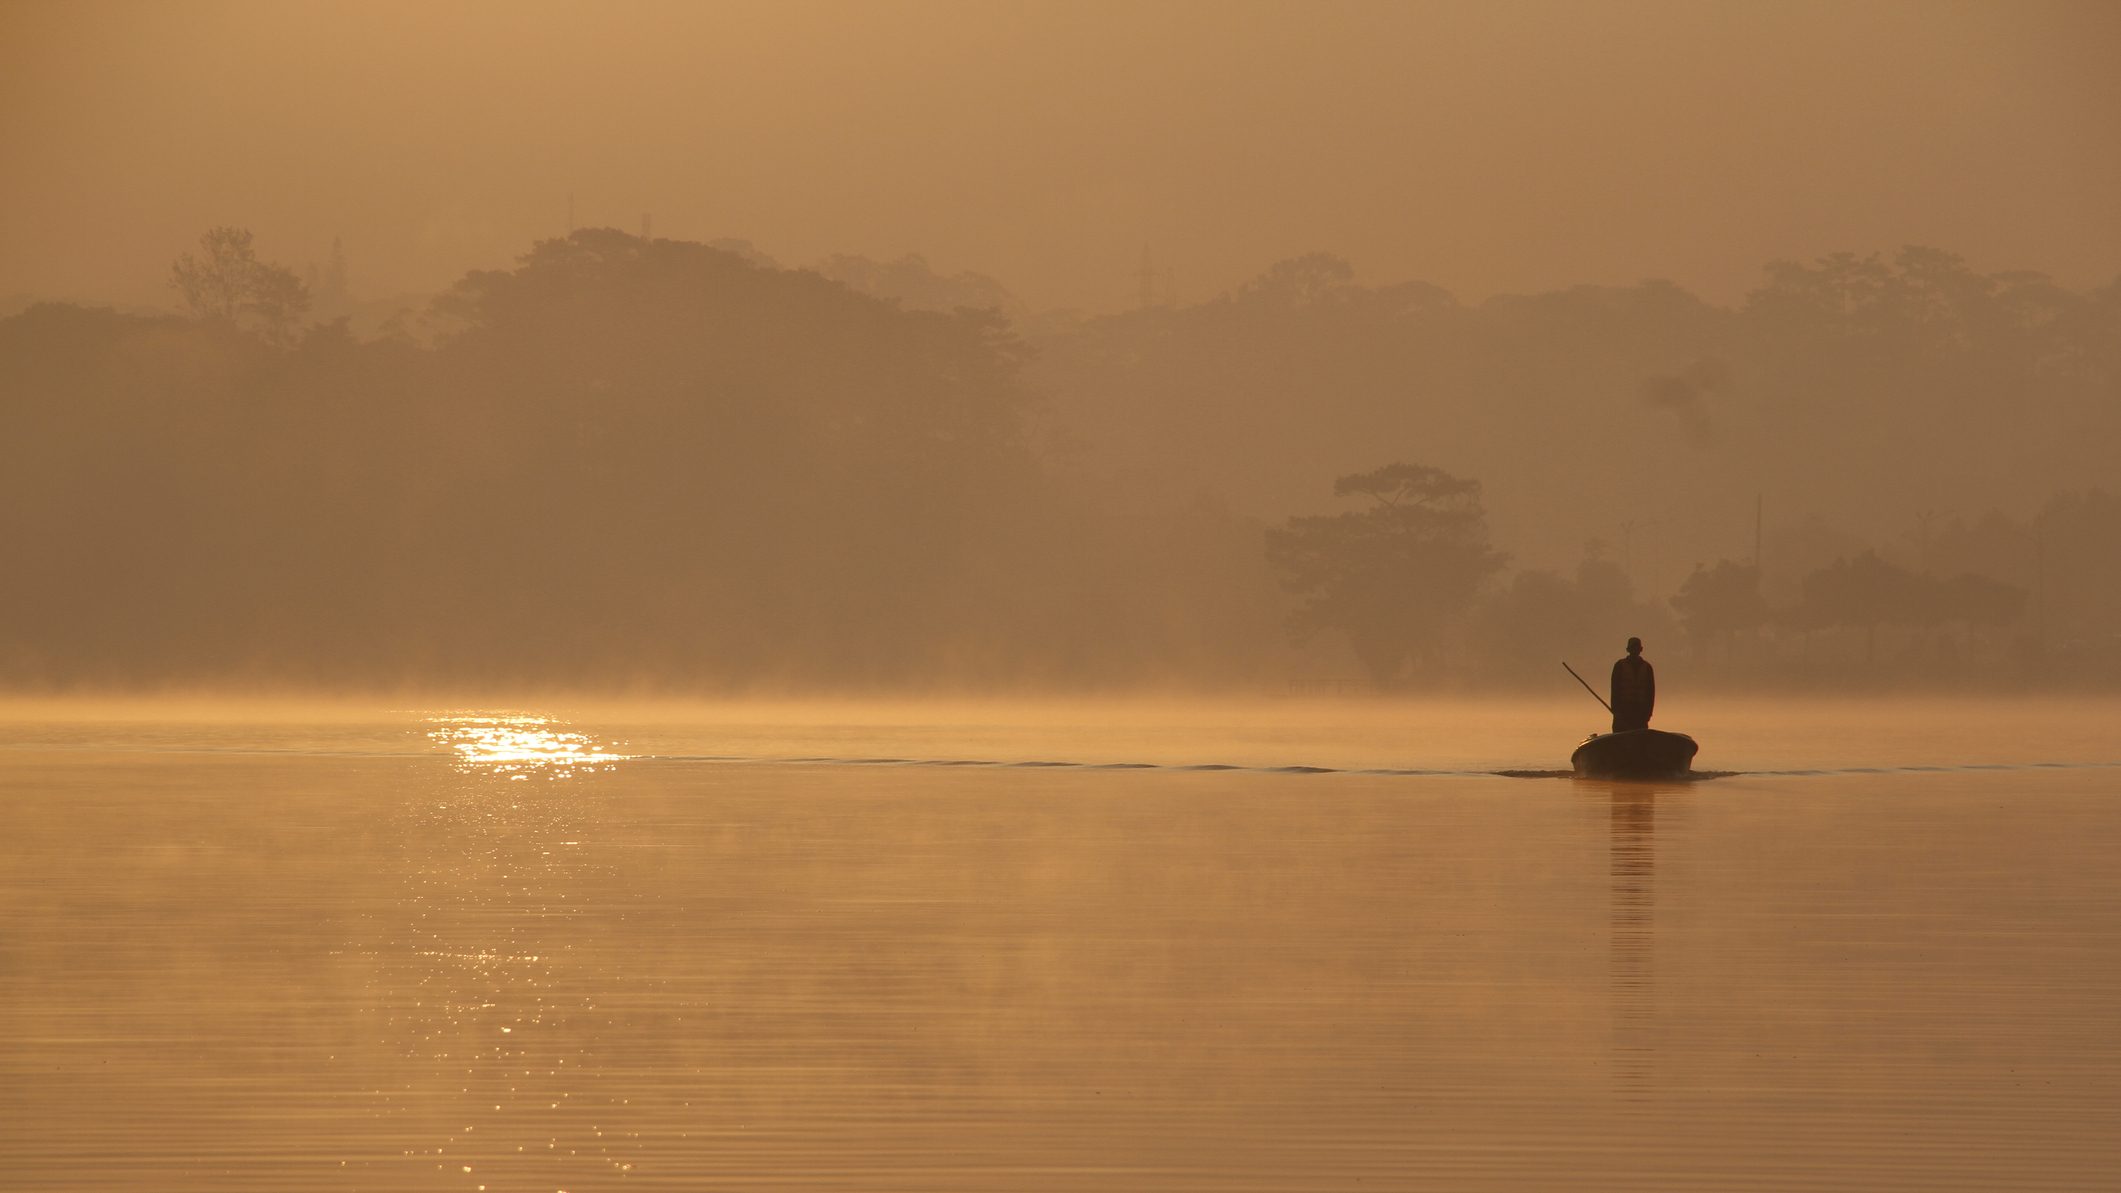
[1571,729,1698,779]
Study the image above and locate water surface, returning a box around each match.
[2,699,2116,1190]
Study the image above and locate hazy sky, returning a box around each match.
[3,0,2117,312]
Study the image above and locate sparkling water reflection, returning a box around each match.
[424,713,629,778]
[378,713,643,1189]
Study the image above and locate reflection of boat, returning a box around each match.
[1606,784,1658,1095]
[1572,729,1698,779]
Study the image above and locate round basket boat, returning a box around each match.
[1571,728,1698,779]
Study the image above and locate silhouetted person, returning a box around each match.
[1610,637,1655,732]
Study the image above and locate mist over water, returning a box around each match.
[8,694,2116,774]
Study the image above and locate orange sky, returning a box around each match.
[3,0,2117,312]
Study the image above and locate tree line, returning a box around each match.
[0,227,2114,691]
[1263,462,2115,689]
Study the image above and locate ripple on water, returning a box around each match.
[2,707,2118,1191]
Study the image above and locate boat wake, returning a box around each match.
[637,754,2121,780]
[640,753,1505,777]
[9,716,2118,781]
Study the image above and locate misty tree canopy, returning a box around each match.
[169,226,310,344]
[1671,561,1769,648]
[5,230,1061,685]
[1266,464,1507,685]
[3,230,2117,691]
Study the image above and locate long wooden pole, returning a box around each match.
[1562,661,1612,713]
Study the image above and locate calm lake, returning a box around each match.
[2,697,2117,1191]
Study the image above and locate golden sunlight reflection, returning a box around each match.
[426,713,628,777]
[371,711,644,1187]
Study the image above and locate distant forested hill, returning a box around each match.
[4,233,2116,690]
[1027,248,2121,583]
